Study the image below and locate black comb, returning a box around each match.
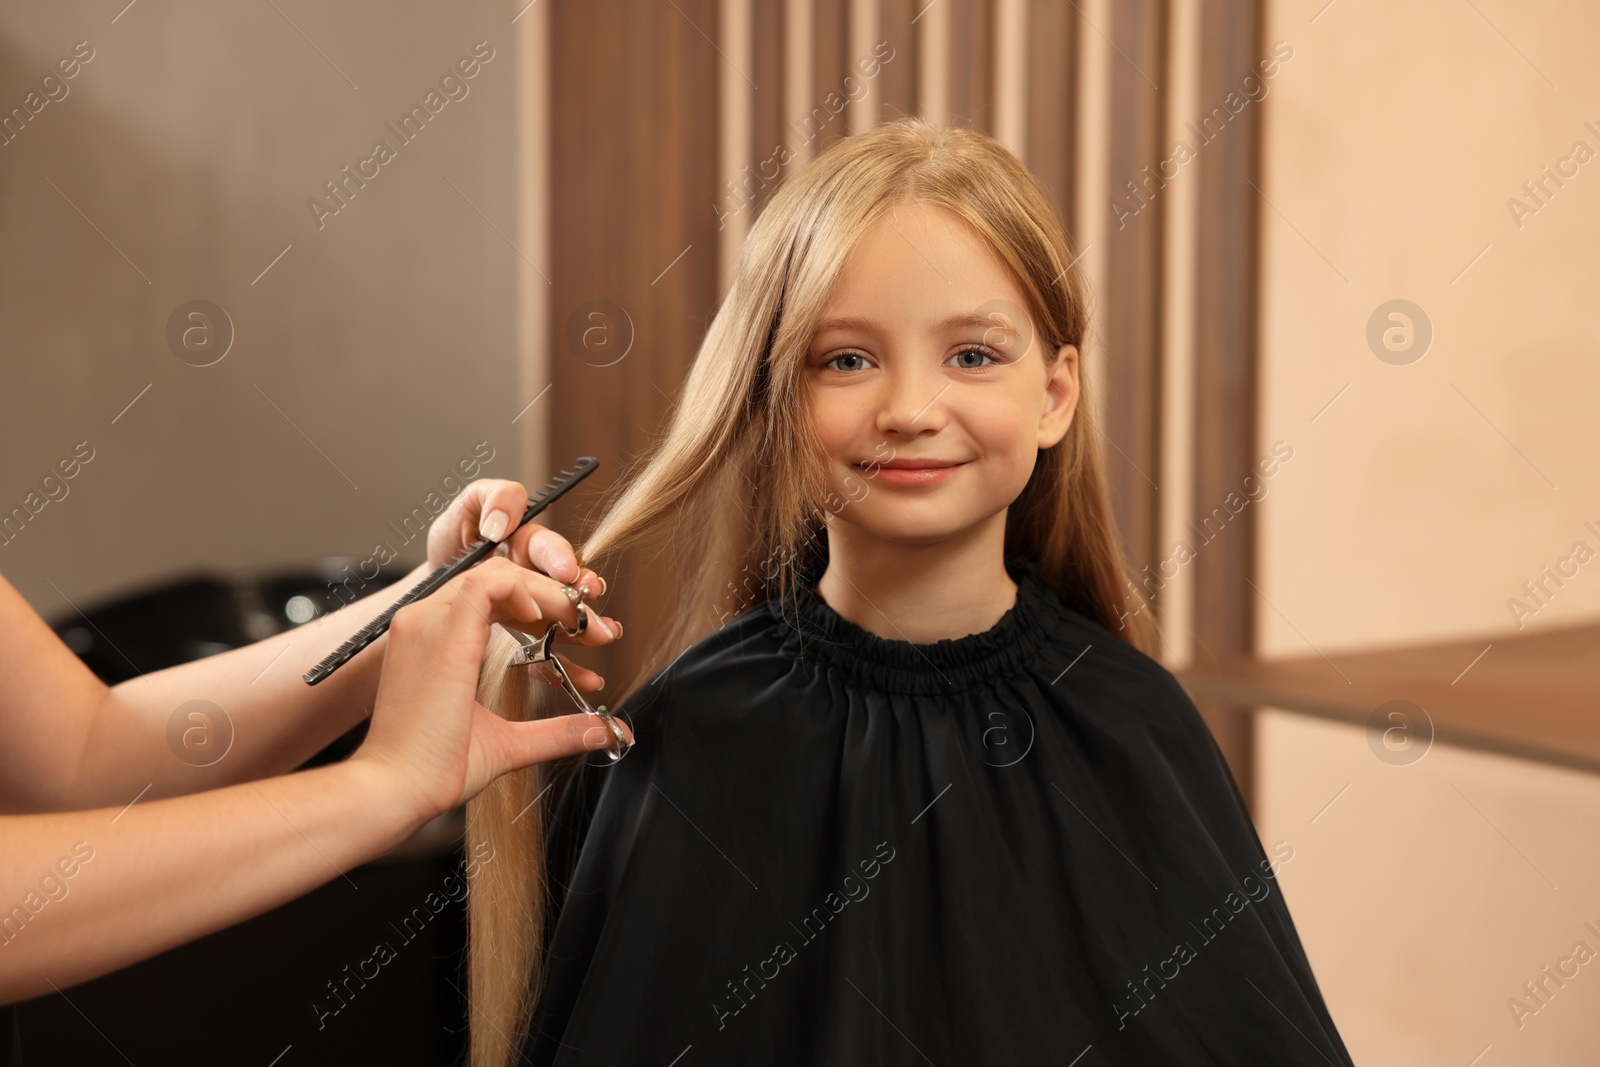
[302,455,600,686]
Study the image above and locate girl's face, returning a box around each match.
[806,201,1080,548]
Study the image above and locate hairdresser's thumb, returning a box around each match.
[489,713,634,777]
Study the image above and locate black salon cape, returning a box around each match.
[522,565,1353,1066]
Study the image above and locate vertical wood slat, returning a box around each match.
[848,0,882,133]
[1099,0,1167,618]
[943,0,994,131]
[748,0,788,224]
[548,0,723,690]
[786,0,816,169]
[917,0,949,124]
[1158,0,1201,671]
[719,0,753,293]
[877,0,920,121]
[811,0,850,154]
[1191,0,1264,803]
[993,0,1028,158]
[515,0,551,495]
[1024,1,1080,252]
[750,3,786,142]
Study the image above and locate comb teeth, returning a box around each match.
[302,456,599,685]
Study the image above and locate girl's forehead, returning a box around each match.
[822,203,1023,317]
[845,202,1006,270]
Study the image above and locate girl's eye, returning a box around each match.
[822,351,873,372]
[948,345,1000,369]
[820,346,1002,373]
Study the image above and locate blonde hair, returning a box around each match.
[465,629,548,1067]
[466,116,1160,1066]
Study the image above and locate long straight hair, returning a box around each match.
[466,117,1161,1066]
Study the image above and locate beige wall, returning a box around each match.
[0,2,525,616]
[1257,2,1600,1062]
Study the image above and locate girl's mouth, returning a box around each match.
[857,460,968,488]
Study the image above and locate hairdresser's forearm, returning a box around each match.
[0,755,425,1005]
[65,562,433,808]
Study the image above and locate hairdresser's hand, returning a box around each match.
[428,478,619,694]
[353,556,634,823]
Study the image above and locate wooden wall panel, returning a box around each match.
[1192,0,1264,800]
[944,0,995,131]
[1100,0,1168,620]
[811,0,852,154]
[877,0,921,121]
[749,0,788,222]
[549,0,723,691]
[1024,0,1080,238]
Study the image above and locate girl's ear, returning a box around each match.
[1038,343,1080,448]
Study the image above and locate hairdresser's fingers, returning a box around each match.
[499,525,612,618]
[520,570,619,645]
[360,559,581,820]
[534,597,620,646]
[444,556,618,645]
[573,565,608,604]
[444,557,549,634]
[470,709,634,790]
[449,557,617,647]
[504,522,584,586]
[359,610,496,822]
[425,478,530,569]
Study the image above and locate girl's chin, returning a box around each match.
[828,512,976,545]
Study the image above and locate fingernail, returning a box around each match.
[598,575,609,596]
[611,620,622,638]
[480,511,510,542]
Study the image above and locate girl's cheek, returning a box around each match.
[814,414,862,462]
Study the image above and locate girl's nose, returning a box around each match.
[874,368,950,436]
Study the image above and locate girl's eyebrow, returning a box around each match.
[813,311,1002,337]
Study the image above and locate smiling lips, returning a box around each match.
[856,457,968,487]
[868,458,964,469]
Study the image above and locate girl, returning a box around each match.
[467,117,1353,1066]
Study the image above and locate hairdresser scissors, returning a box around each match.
[504,582,631,762]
